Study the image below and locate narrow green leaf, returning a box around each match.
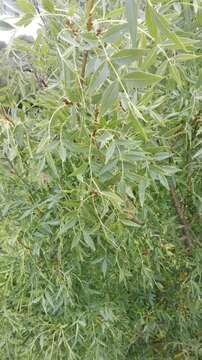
[102,24,128,43]
[102,191,123,207]
[46,153,58,178]
[121,219,141,227]
[111,48,148,65]
[125,185,135,199]
[193,148,202,159]
[41,0,55,12]
[60,30,79,46]
[141,47,157,70]
[154,152,172,161]
[138,179,149,207]
[123,71,163,88]
[16,13,35,26]
[145,2,157,39]
[100,159,118,176]
[83,232,95,251]
[106,7,124,19]
[59,144,67,162]
[125,0,139,47]
[162,166,179,176]
[158,174,169,190]
[153,9,186,50]
[161,37,200,50]
[16,0,35,14]
[71,234,81,249]
[60,216,77,235]
[175,53,202,61]
[196,69,202,88]
[0,20,15,31]
[197,8,202,26]
[128,110,148,142]
[169,63,182,87]
[88,63,109,95]
[100,81,119,116]
[105,142,116,164]
[101,258,108,278]
[97,132,113,149]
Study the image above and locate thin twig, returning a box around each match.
[32,0,47,27]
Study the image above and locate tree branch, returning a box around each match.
[80,50,88,85]
[80,0,95,85]
[170,185,193,249]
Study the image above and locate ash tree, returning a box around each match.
[0,0,202,359]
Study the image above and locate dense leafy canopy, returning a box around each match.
[0,0,202,359]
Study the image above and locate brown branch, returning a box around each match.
[80,50,89,85]
[17,238,32,252]
[0,107,15,126]
[80,0,95,85]
[122,209,144,226]
[191,108,202,126]
[32,68,48,88]
[170,185,193,249]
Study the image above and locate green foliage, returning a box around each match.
[0,1,202,359]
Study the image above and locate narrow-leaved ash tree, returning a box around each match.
[0,0,202,359]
